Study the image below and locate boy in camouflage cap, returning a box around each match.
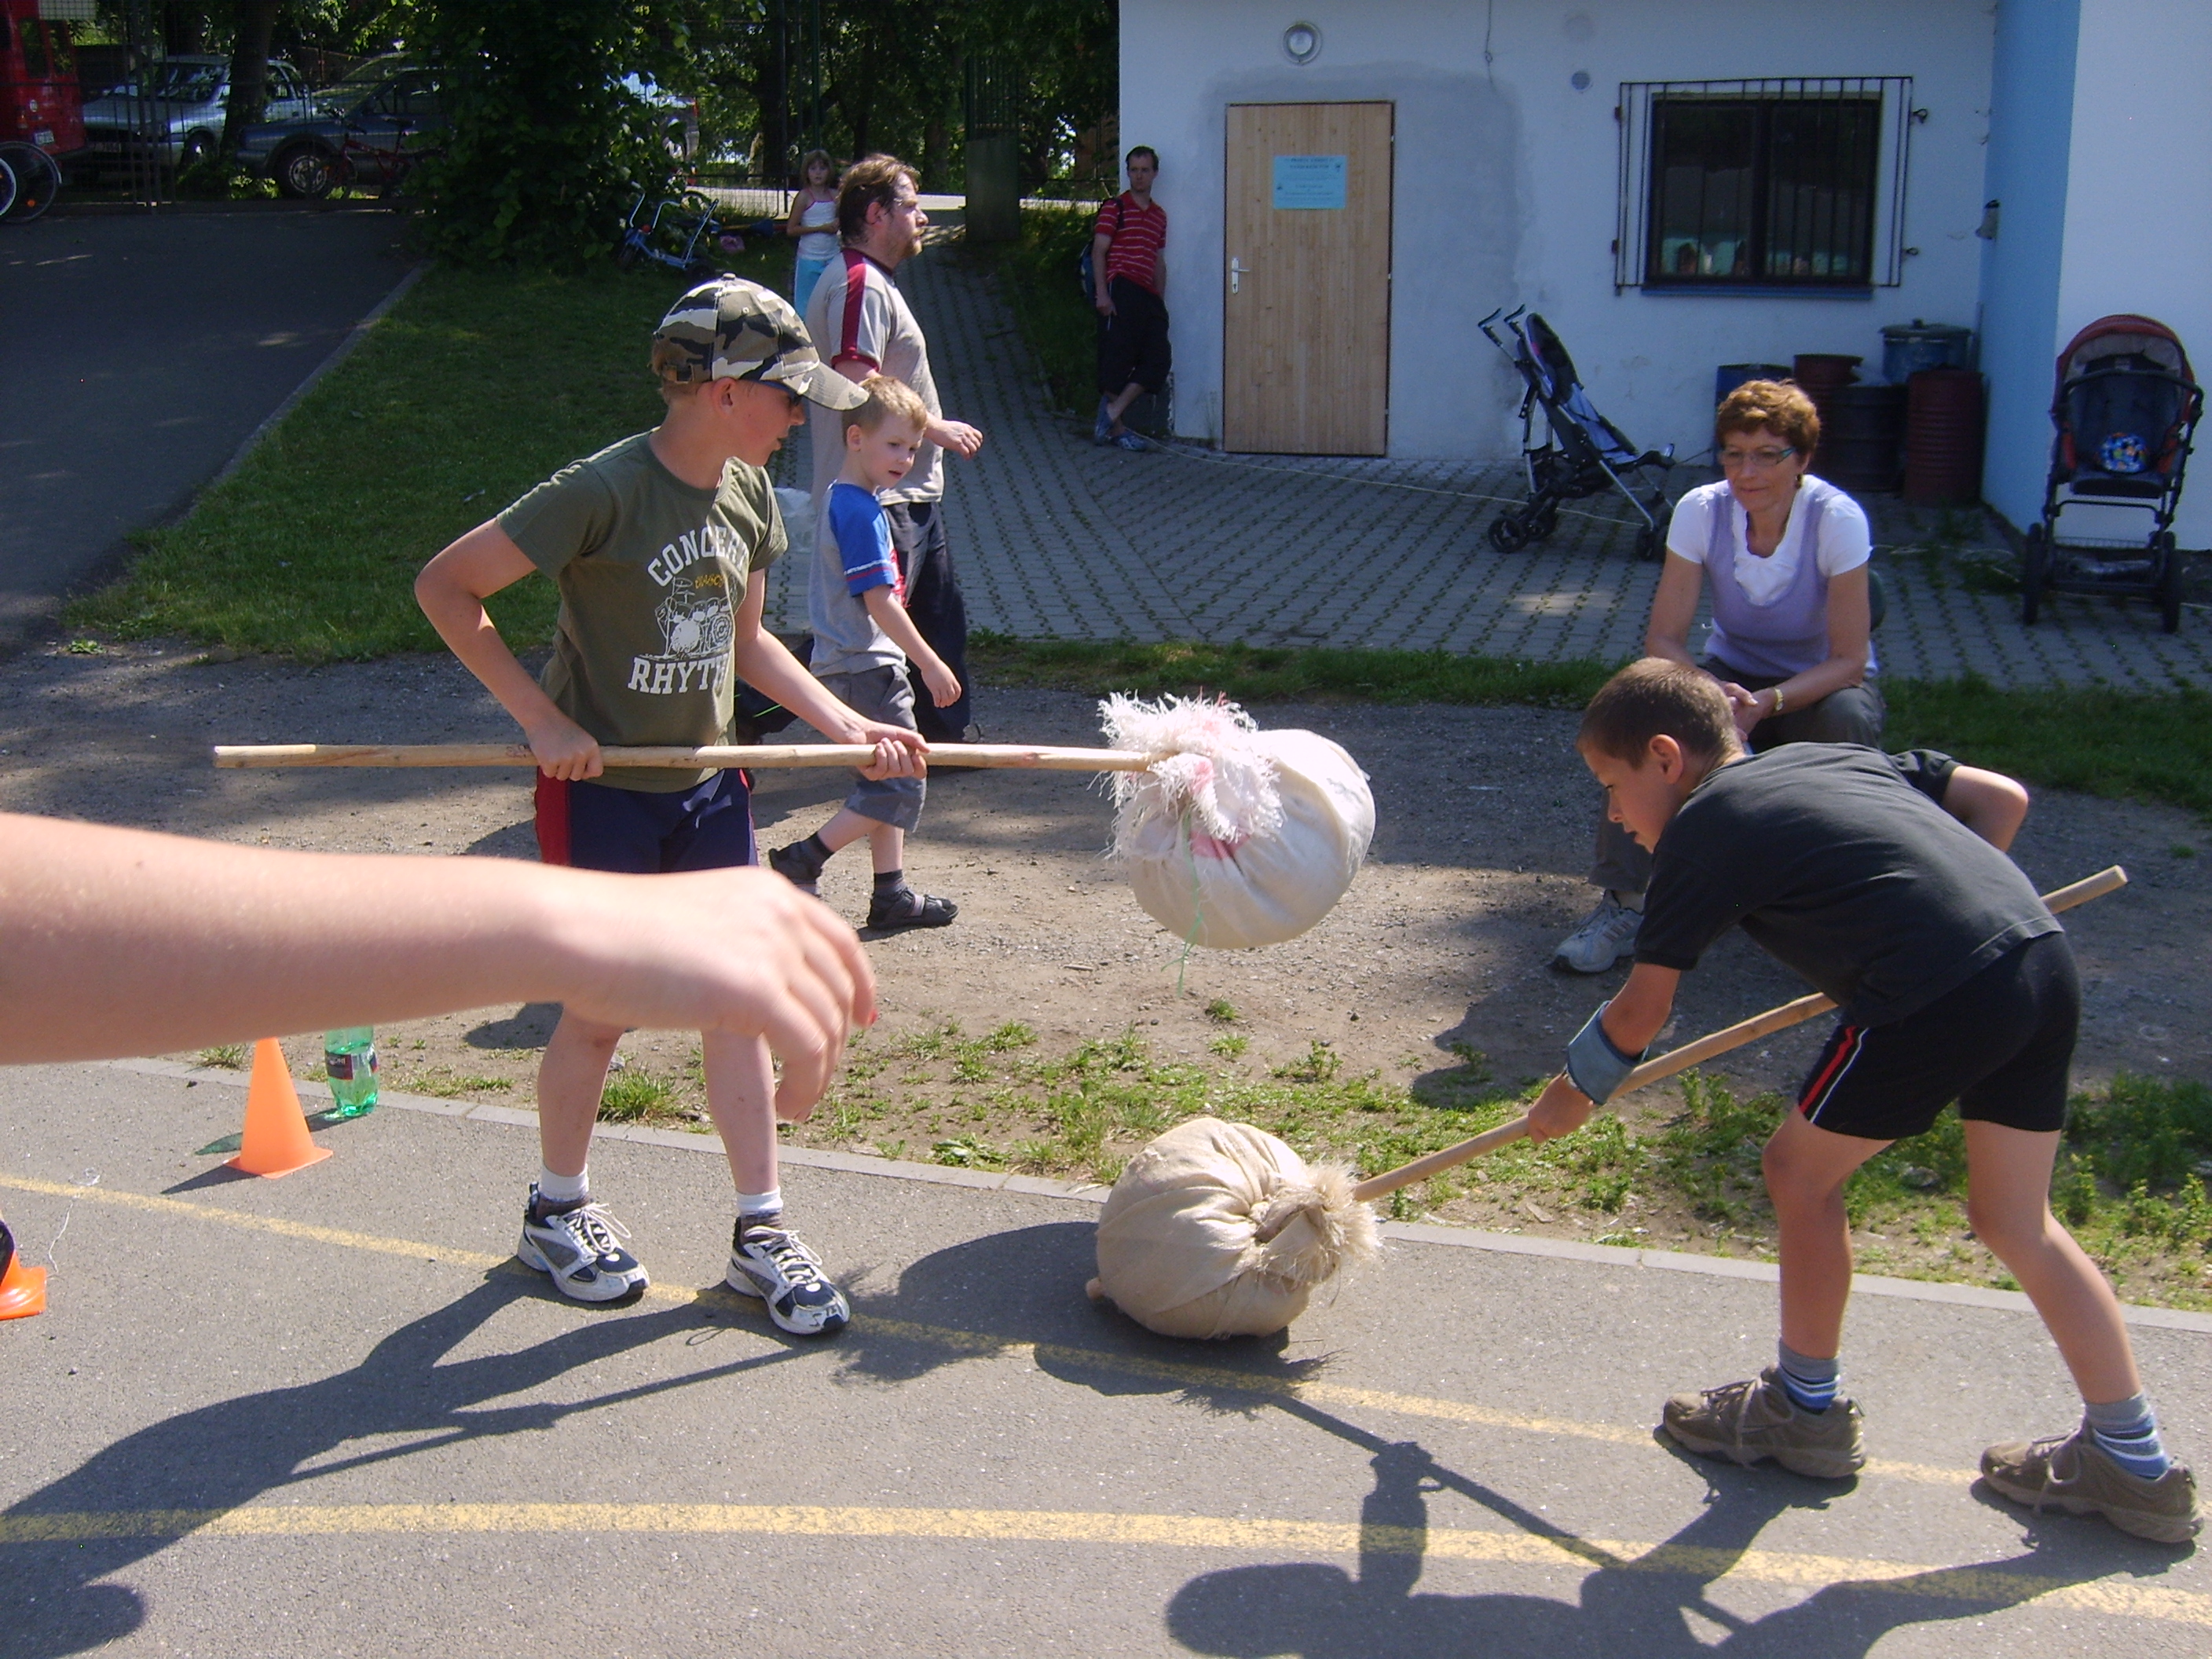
[416,276,917,1335]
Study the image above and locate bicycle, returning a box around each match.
[617,191,742,277]
[0,140,60,223]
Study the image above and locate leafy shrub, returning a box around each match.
[415,2,681,269]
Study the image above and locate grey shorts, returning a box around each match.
[818,664,925,830]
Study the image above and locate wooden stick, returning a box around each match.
[211,742,1159,773]
[1350,865,2127,1203]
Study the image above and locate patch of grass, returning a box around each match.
[1203,998,1238,1024]
[783,1023,2210,1306]
[406,1071,516,1101]
[599,1069,673,1122]
[197,1044,246,1070]
[931,1134,1003,1169]
[1884,677,2212,822]
[1210,1033,1250,1060]
[69,246,789,661]
[969,632,1613,711]
[1273,1039,1342,1084]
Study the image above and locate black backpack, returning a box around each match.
[1077,196,1128,305]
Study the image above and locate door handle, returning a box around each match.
[1229,255,1248,294]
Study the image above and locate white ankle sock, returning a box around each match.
[736,1188,783,1221]
[537,1165,588,1206]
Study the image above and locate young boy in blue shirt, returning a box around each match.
[1528,657,2197,1544]
[767,375,961,931]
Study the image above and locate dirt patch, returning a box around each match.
[5,639,2209,1302]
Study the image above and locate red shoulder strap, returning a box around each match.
[834,248,880,374]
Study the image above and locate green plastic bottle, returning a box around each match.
[323,1027,379,1119]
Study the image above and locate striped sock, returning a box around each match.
[2086,1394,2172,1479]
[1776,1342,1840,1414]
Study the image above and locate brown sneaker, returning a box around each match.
[1981,1424,2202,1544]
[1661,1368,1866,1478]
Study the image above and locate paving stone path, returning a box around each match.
[767,236,2212,690]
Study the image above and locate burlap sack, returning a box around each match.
[1089,1116,1379,1339]
[1120,730,1375,950]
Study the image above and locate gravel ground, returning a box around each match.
[3,637,2206,1248]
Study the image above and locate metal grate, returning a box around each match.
[966,55,1020,138]
[1615,77,1915,291]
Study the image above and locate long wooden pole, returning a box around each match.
[1350,865,2128,1204]
[211,742,1159,773]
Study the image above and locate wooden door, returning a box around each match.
[1223,101,1393,455]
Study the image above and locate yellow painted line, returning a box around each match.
[0,1174,1961,1486]
[0,1501,2201,1626]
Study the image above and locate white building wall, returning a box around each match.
[1119,0,1995,465]
[2052,0,2212,549]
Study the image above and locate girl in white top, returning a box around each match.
[786,149,840,317]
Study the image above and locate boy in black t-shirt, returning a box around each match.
[1525,658,2196,1543]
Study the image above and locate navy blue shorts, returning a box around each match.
[1796,932,2078,1141]
[534,770,756,873]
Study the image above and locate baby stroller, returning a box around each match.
[2021,313,2201,633]
[1478,306,1673,559]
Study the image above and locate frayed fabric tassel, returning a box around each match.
[1099,694,1375,952]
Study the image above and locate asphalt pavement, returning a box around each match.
[2,1061,2207,1657]
[0,207,413,649]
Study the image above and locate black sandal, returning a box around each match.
[866,889,958,931]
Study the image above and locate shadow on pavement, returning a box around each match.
[844,1222,2177,1653]
[1166,1416,2161,1657]
[0,1273,810,1658]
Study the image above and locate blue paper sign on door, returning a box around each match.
[1272,154,1347,210]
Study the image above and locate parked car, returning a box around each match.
[77,53,313,173]
[237,65,440,199]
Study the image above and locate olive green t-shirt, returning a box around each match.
[498,433,784,792]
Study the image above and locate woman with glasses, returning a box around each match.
[1555,379,1881,973]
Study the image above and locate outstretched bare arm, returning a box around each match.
[0,814,877,1115]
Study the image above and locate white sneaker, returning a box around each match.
[1554,893,1641,973]
[727,1217,850,1337]
[516,1188,650,1303]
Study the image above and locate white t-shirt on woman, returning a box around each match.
[1664,478,1870,605]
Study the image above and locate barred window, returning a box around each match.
[1616,79,1917,291]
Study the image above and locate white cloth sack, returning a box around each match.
[1102,697,1374,950]
[1089,1116,1379,1339]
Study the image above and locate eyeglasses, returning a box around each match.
[1719,445,1798,471]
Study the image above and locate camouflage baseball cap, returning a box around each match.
[650,276,868,410]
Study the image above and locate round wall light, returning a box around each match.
[1570,70,1592,91]
[1283,21,1322,65]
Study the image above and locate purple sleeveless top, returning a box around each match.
[1704,477,1859,679]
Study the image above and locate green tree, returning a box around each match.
[412,0,683,269]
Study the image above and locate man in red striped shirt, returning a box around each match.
[1092,146,1170,451]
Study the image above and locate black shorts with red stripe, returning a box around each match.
[1795,932,2078,1141]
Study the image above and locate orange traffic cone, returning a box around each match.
[226,1038,333,1178]
[0,1220,45,1320]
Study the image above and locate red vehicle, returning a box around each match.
[0,0,79,219]
[0,0,81,151]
